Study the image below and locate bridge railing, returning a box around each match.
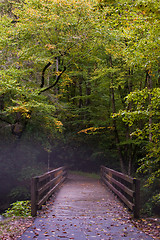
[100,165,140,218]
[31,166,68,216]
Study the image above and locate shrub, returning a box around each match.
[152,193,160,214]
[140,178,160,216]
[8,187,30,201]
[3,201,31,217]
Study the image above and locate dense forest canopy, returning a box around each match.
[0,0,159,215]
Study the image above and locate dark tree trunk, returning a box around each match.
[147,71,153,142]
[109,55,126,173]
[85,80,91,106]
[78,77,83,108]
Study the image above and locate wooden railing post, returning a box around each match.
[100,165,103,180]
[31,166,68,217]
[31,177,38,217]
[134,179,140,218]
[100,165,141,218]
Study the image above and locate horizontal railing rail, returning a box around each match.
[31,166,68,216]
[100,165,140,218]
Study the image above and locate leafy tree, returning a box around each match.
[0,0,159,215]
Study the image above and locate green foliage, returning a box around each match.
[140,176,160,216]
[8,187,30,201]
[0,0,159,217]
[3,201,31,217]
[117,87,160,184]
[19,166,45,181]
[152,193,160,213]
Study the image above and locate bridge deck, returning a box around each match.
[19,174,153,240]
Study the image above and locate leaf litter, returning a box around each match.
[1,174,159,240]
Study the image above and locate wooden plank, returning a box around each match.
[37,172,65,196]
[38,183,58,208]
[104,172,134,197]
[63,170,67,177]
[48,176,66,198]
[31,166,68,215]
[38,176,66,208]
[102,176,134,210]
[38,179,52,196]
[38,167,66,182]
[37,174,50,183]
[101,166,134,184]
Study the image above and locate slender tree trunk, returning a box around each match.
[109,55,126,173]
[127,69,133,175]
[0,94,4,110]
[146,70,152,142]
[126,124,132,175]
[66,85,70,102]
[55,57,59,95]
[79,77,83,108]
[111,98,126,173]
[72,80,76,105]
[48,151,50,172]
[85,80,91,106]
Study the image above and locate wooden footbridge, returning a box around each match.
[31,166,140,218]
[19,167,153,240]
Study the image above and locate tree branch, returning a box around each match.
[41,62,51,88]
[38,66,66,95]
[0,117,12,125]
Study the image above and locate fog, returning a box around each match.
[0,139,111,213]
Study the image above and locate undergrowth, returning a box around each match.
[3,200,31,218]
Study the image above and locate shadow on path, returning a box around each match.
[19,174,153,240]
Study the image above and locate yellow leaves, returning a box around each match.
[55,71,62,76]
[43,117,63,133]
[107,126,115,130]
[78,127,105,134]
[12,105,31,118]
[12,106,28,112]
[54,120,63,129]
[60,74,73,88]
[45,44,56,50]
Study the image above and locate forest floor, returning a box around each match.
[0,174,160,240]
[0,216,33,240]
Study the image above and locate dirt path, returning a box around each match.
[19,174,153,240]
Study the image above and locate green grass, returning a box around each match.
[69,170,100,179]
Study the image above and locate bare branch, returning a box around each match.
[38,66,66,95]
[41,62,52,88]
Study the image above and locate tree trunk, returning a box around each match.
[71,79,76,105]
[127,69,133,175]
[79,77,83,108]
[55,57,59,95]
[146,71,152,142]
[85,80,91,106]
[109,55,126,173]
